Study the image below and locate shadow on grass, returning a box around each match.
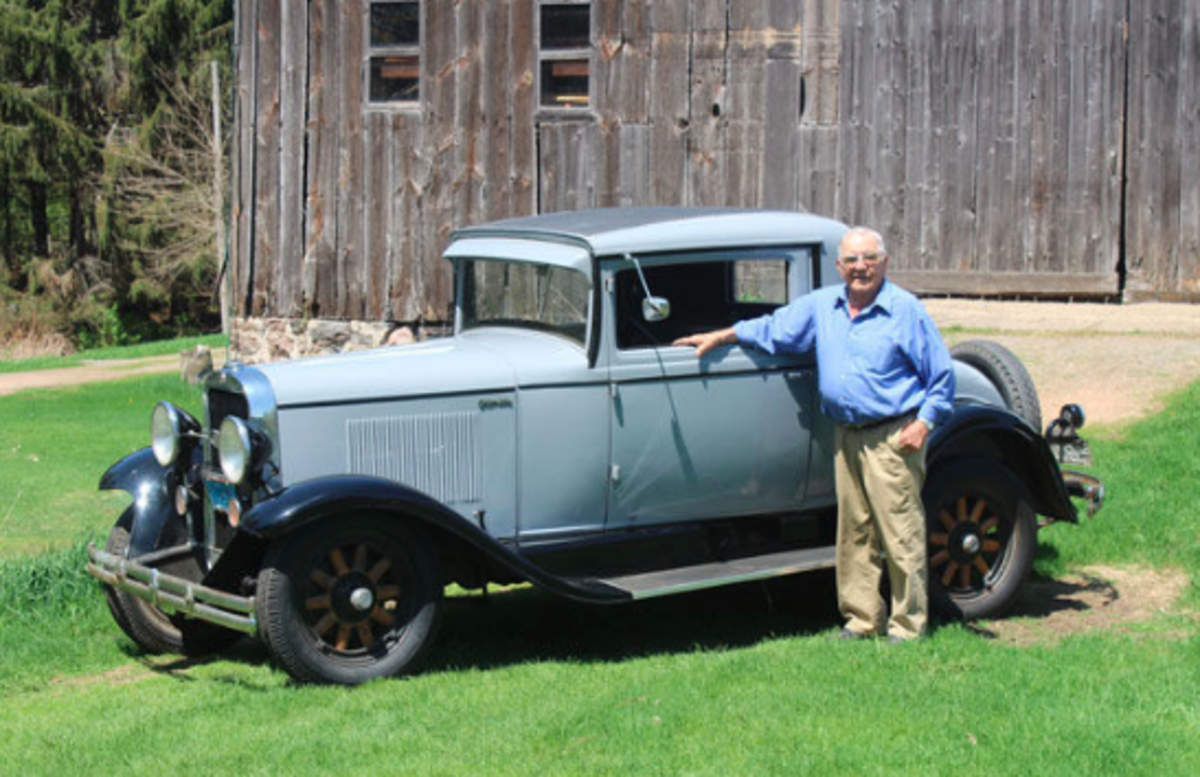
[425,570,842,673]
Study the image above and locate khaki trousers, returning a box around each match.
[834,418,928,639]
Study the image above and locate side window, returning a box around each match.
[539,1,591,109]
[615,255,794,350]
[368,2,420,104]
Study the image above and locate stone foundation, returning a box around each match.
[229,317,452,364]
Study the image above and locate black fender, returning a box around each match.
[927,405,1076,524]
[239,475,629,604]
[99,447,181,556]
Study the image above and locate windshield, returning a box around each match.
[459,259,590,344]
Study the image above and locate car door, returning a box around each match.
[603,249,821,529]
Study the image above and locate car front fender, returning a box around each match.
[239,475,629,604]
[99,447,180,556]
[927,405,1077,524]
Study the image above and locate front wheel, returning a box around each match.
[923,460,1037,620]
[256,516,443,685]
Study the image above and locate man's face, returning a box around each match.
[837,233,888,300]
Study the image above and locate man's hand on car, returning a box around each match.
[673,328,737,357]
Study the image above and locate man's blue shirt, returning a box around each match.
[732,279,955,428]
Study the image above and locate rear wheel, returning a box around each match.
[951,339,1042,430]
[923,460,1037,620]
[256,516,442,685]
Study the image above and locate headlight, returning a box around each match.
[151,402,196,467]
[217,416,253,485]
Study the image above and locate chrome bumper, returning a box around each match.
[86,544,258,635]
[1061,469,1105,519]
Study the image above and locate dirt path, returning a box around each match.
[925,300,1200,427]
[0,352,227,397]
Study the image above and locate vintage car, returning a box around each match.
[87,208,1104,685]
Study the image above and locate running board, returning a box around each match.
[590,546,837,600]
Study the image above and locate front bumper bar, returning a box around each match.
[86,544,258,635]
[1061,469,1105,519]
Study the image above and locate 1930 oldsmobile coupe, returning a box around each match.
[87,208,1103,685]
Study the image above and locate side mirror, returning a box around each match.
[626,253,671,323]
[642,297,671,322]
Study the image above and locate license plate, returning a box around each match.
[205,479,237,515]
[1051,439,1092,466]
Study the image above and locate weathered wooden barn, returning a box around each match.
[228,0,1200,357]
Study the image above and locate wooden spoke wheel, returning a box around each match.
[257,517,442,685]
[923,460,1037,620]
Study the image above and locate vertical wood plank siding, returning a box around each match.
[232,0,1198,326]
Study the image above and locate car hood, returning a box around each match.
[254,330,588,408]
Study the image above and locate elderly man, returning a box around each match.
[674,227,954,641]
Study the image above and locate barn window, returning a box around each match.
[369,2,420,104]
[538,2,591,109]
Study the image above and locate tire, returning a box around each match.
[923,459,1037,620]
[256,516,443,685]
[102,516,242,656]
[951,339,1042,430]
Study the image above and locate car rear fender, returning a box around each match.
[238,475,629,604]
[927,405,1076,524]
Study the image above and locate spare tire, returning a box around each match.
[950,339,1042,430]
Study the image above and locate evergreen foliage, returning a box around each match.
[0,0,232,349]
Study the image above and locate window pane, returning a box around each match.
[462,261,590,344]
[371,2,419,47]
[540,59,589,108]
[370,56,420,102]
[540,4,590,49]
[733,260,789,305]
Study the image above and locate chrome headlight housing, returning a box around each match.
[151,402,198,467]
[217,416,253,485]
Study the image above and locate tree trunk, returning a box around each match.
[0,168,15,283]
[29,181,49,257]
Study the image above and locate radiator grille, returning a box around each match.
[346,412,482,503]
[206,389,249,463]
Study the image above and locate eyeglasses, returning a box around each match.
[839,252,883,266]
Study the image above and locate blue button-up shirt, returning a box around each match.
[733,280,955,428]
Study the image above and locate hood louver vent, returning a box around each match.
[346,412,482,504]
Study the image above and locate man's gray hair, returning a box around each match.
[840,227,887,257]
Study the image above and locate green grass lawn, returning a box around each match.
[0,333,227,374]
[0,374,205,557]
[0,362,1197,775]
